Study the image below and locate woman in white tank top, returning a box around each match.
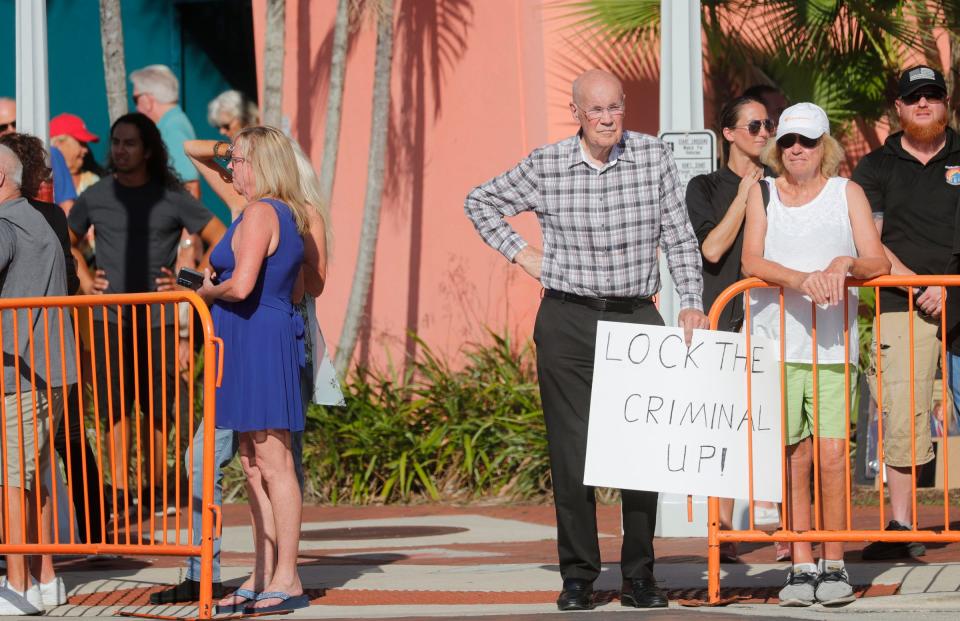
[741,103,890,607]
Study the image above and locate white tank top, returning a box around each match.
[749,176,859,364]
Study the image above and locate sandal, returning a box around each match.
[215,588,258,614]
[244,591,310,614]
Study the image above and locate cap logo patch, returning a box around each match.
[910,67,936,81]
[946,165,960,185]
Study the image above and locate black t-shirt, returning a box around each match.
[29,199,78,295]
[686,166,745,332]
[68,177,212,322]
[852,128,960,312]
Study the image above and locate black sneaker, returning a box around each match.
[149,578,226,604]
[861,520,926,560]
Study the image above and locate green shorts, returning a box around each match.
[784,363,857,445]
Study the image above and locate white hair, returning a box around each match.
[0,144,23,188]
[130,64,179,104]
[207,90,259,127]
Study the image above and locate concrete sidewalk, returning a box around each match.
[30,503,960,619]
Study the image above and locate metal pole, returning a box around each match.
[656,0,707,541]
[15,0,50,144]
[658,0,704,325]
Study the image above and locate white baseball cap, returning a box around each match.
[774,102,830,141]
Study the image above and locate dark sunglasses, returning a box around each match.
[777,133,820,149]
[901,89,946,105]
[219,123,232,132]
[0,121,15,132]
[733,119,775,135]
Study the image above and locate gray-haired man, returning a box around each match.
[0,144,77,615]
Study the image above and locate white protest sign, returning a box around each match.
[584,322,782,502]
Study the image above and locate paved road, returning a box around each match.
[28,502,960,618]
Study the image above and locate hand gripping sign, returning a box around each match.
[584,322,782,502]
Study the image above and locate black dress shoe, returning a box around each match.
[621,577,668,608]
[556,578,595,611]
[149,578,226,604]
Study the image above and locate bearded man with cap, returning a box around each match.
[743,102,889,606]
[51,113,101,195]
[852,65,958,561]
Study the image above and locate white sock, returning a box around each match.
[793,562,818,574]
[821,558,845,573]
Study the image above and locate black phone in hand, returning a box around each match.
[176,267,205,290]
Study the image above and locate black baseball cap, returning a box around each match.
[898,65,947,98]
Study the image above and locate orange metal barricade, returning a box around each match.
[706,275,960,604]
[0,291,222,619]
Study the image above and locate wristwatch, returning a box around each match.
[179,237,194,251]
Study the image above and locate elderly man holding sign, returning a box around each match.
[742,103,890,607]
[465,69,708,611]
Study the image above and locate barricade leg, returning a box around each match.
[707,495,720,603]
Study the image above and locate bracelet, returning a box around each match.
[213,141,227,159]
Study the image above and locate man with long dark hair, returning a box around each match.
[67,112,225,517]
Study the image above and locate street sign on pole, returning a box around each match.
[660,130,717,189]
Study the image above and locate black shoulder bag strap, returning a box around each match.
[759,179,770,212]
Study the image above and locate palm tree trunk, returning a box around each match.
[334,0,394,377]
[262,0,285,128]
[99,0,127,124]
[319,0,350,205]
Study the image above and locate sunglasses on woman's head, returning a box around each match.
[733,119,775,135]
[777,133,820,149]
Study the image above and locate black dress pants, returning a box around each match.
[534,295,662,583]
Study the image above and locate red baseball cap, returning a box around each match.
[50,113,99,143]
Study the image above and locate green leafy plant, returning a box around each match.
[222,332,551,504]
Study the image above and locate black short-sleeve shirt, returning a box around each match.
[852,128,960,312]
[686,166,745,331]
[68,177,213,323]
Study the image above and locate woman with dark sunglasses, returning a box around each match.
[742,103,890,607]
[687,95,772,332]
[686,96,773,563]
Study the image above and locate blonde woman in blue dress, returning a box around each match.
[197,127,318,613]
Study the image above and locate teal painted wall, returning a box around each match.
[0,0,256,223]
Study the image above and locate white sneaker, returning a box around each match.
[38,576,66,607]
[0,577,44,615]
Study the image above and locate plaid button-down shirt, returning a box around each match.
[465,131,704,310]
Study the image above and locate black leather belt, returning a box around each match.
[543,289,653,313]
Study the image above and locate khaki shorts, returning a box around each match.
[866,311,937,468]
[1,387,65,490]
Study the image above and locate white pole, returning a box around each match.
[655,0,708,538]
[658,0,704,326]
[15,0,50,144]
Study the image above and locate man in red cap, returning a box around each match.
[50,113,101,197]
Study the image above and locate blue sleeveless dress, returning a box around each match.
[210,198,305,432]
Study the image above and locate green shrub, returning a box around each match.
[222,332,551,504]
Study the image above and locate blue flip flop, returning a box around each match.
[243,591,310,614]
[215,588,258,614]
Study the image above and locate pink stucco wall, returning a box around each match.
[251,0,661,368]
